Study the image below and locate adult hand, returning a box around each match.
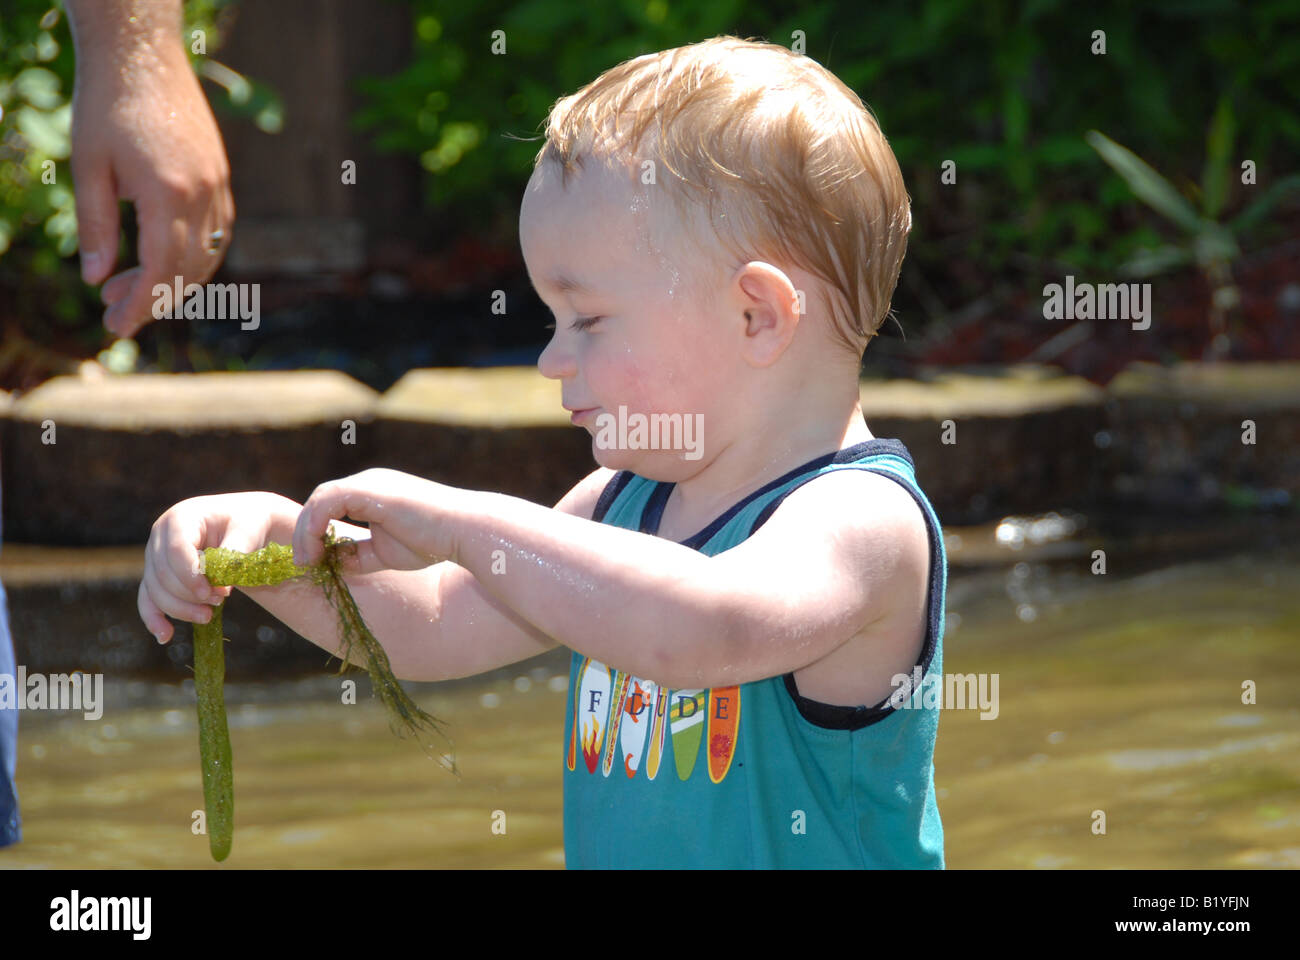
[67,0,234,338]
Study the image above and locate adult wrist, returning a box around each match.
[67,0,187,75]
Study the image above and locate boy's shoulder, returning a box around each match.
[754,462,934,705]
[553,466,620,520]
[764,464,929,552]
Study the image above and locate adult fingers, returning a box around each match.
[71,157,121,286]
[178,190,229,288]
[101,190,229,316]
[197,180,235,280]
[100,268,136,308]
[103,199,188,338]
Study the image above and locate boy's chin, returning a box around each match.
[590,441,698,476]
[590,440,640,471]
[590,440,676,474]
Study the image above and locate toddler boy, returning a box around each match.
[141,35,946,868]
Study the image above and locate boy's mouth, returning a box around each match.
[567,406,598,424]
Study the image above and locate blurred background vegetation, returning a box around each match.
[1,0,1298,389]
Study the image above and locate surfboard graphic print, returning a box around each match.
[567,657,584,771]
[707,686,741,783]
[669,688,707,781]
[618,678,656,777]
[575,659,612,774]
[601,671,633,777]
[644,684,670,780]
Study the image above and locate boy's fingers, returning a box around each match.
[145,567,215,625]
[295,482,373,565]
[205,529,264,596]
[334,536,380,576]
[216,528,264,557]
[147,511,222,608]
[148,540,200,605]
[138,580,171,643]
[179,516,219,599]
[150,517,211,603]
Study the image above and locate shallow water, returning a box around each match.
[2,524,1298,869]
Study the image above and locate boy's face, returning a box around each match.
[521,159,731,471]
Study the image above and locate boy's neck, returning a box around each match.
[659,391,873,535]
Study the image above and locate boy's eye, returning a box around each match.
[544,316,602,332]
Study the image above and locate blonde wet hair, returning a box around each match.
[533,35,912,357]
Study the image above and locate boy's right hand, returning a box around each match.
[139,493,282,645]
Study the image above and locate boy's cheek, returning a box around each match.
[590,351,648,405]
[593,337,710,417]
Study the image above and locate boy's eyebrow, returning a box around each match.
[534,270,598,296]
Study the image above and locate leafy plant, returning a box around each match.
[355,0,1300,326]
[1086,99,1300,351]
[0,4,77,264]
[352,0,752,228]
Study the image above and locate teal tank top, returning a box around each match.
[561,438,946,868]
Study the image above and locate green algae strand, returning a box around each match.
[192,604,233,862]
[190,532,457,861]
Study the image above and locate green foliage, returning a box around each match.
[356,0,1300,300]
[0,2,89,334]
[1087,114,1300,346]
[1086,128,1245,279]
[0,3,76,263]
[3,0,1298,344]
[352,0,752,225]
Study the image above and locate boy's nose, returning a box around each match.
[537,335,575,381]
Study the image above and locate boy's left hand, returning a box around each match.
[292,468,462,574]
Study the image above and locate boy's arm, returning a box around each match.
[240,468,618,682]
[444,467,926,689]
[287,465,925,690]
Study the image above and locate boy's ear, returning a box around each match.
[734,263,799,368]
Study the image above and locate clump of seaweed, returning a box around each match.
[191,530,457,861]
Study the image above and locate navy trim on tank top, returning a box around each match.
[588,437,938,733]
[592,469,634,524]
[643,439,912,548]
